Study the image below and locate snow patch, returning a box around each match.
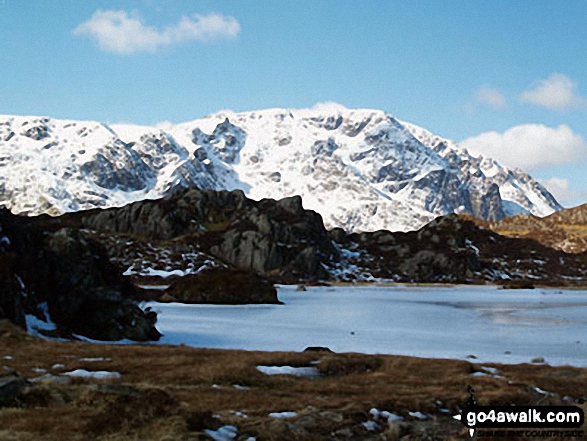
[62,369,121,379]
[204,425,238,441]
[257,365,320,377]
[269,411,297,419]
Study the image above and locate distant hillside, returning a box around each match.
[478,204,587,253]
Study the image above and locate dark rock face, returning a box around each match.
[336,214,587,285]
[22,120,49,140]
[191,118,247,164]
[0,209,160,341]
[161,268,279,304]
[474,183,505,221]
[0,254,26,328]
[79,144,156,192]
[68,188,337,282]
[0,219,26,328]
[31,228,159,341]
[413,170,472,214]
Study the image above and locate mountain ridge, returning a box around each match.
[0,107,562,232]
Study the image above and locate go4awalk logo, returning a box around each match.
[453,405,585,437]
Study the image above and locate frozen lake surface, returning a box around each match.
[145,285,587,366]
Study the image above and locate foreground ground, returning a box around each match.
[0,321,586,441]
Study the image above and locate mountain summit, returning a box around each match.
[0,107,560,231]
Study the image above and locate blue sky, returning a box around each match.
[1,0,586,206]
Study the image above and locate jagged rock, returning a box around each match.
[333,213,587,285]
[0,255,26,328]
[476,183,505,221]
[0,209,160,341]
[0,219,26,328]
[61,187,338,282]
[30,228,160,341]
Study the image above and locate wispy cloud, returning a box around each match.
[461,124,587,170]
[73,10,240,54]
[475,86,507,110]
[520,73,584,111]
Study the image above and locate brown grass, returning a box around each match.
[0,321,586,440]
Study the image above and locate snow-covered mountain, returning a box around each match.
[0,107,561,231]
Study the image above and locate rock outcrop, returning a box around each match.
[59,188,337,283]
[162,268,279,304]
[332,214,587,285]
[0,209,160,341]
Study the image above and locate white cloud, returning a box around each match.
[311,102,349,113]
[539,177,586,207]
[461,124,587,170]
[475,86,507,110]
[73,10,240,54]
[520,74,584,111]
[154,120,175,131]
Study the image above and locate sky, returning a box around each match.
[1,0,586,206]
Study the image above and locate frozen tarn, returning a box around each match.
[269,412,297,419]
[62,369,121,380]
[147,285,587,367]
[257,365,320,377]
[78,357,110,362]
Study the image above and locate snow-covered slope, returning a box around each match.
[0,108,561,231]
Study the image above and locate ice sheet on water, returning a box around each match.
[144,285,587,367]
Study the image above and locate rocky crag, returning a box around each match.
[332,215,587,285]
[0,209,160,341]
